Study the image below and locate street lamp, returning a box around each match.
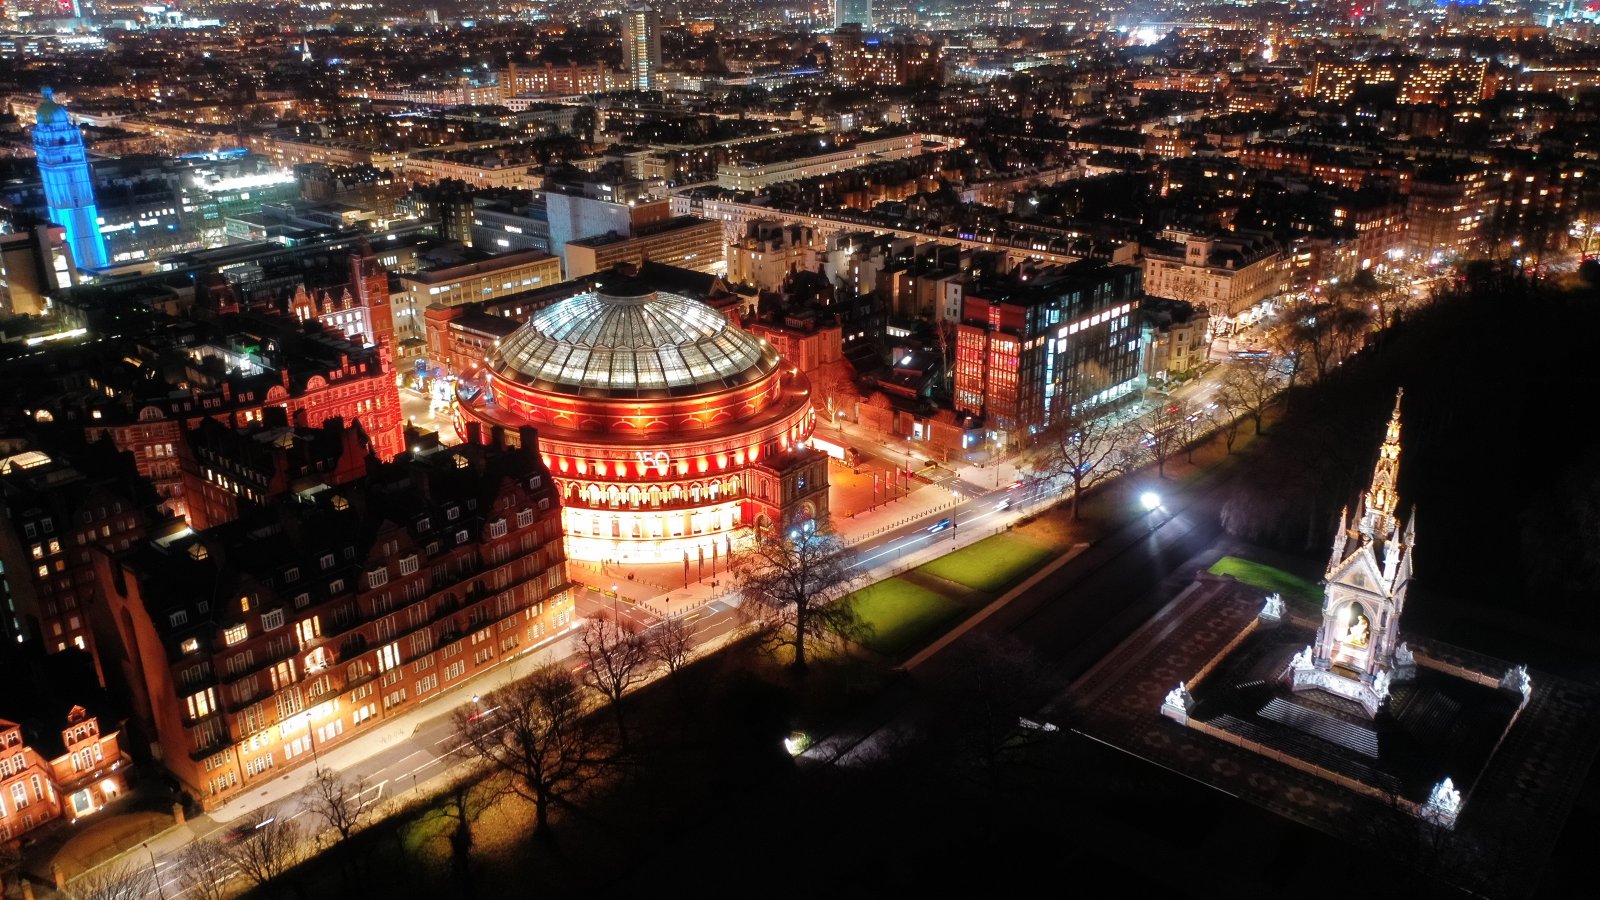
[611,584,619,619]
[302,710,321,768]
[145,842,166,900]
[1141,491,1163,533]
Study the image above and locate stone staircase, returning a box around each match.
[1259,696,1380,758]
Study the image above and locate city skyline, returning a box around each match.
[0,2,1597,897]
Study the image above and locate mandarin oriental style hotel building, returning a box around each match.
[456,275,829,563]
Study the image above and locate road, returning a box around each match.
[802,434,1238,768]
[114,359,1245,897]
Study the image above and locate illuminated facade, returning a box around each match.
[31,88,109,272]
[954,261,1143,441]
[0,708,130,843]
[459,277,827,563]
[97,432,571,809]
[622,3,662,92]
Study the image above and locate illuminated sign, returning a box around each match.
[635,450,671,470]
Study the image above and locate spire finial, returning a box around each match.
[1358,391,1405,542]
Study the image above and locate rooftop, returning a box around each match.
[489,281,777,399]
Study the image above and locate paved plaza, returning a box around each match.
[1066,573,1600,898]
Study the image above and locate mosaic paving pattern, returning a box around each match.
[1067,576,1600,898]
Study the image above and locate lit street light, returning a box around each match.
[302,710,321,768]
[1141,491,1163,533]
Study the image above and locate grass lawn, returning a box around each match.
[848,577,965,659]
[1209,556,1322,609]
[916,532,1058,594]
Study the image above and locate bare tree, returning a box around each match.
[1282,298,1370,383]
[1031,408,1140,520]
[65,861,151,900]
[731,522,865,673]
[417,772,505,896]
[646,615,696,675]
[930,634,1063,780]
[455,664,609,839]
[1221,357,1279,435]
[1206,383,1248,454]
[220,807,302,894]
[1138,402,1187,478]
[306,766,374,846]
[173,839,233,900]
[809,359,860,423]
[577,615,650,748]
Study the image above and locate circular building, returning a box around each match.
[456,277,828,563]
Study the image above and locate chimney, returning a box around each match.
[464,421,482,446]
[489,425,505,449]
[519,425,541,456]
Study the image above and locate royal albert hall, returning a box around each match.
[456,276,830,563]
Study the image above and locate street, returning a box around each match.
[102,358,1249,898]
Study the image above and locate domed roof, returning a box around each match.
[488,281,778,399]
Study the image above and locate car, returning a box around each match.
[1007,479,1025,490]
[995,498,1012,511]
[928,518,954,533]
[222,817,275,844]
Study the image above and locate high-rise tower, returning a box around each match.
[31,88,108,272]
[835,0,873,30]
[622,3,661,91]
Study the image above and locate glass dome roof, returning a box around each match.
[488,283,777,398]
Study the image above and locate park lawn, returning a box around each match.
[1209,556,1322,610]
[916,532,1058,594]
[848,577,965,659]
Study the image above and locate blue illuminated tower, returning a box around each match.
[32,88,108,272]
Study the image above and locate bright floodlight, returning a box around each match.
[1141,491,1162,511]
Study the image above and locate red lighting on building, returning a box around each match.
[458,280,828,562]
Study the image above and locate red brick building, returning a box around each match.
[0,706,130,843]
[0,443,153,670]
[96,426,571,807]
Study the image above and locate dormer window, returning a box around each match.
[417,517,431,532]
[331,495,349,511]
[452,455,468,469]
[189,544,209,561]
[446,505,460,521]
[169,611,188,627]
[398,555,419,576]
[284,567,300,583]
[223,624,248,646]
[320,554,335,570]
[181,637,199,654]
[262,609,285,631]
[366,568,389,589]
